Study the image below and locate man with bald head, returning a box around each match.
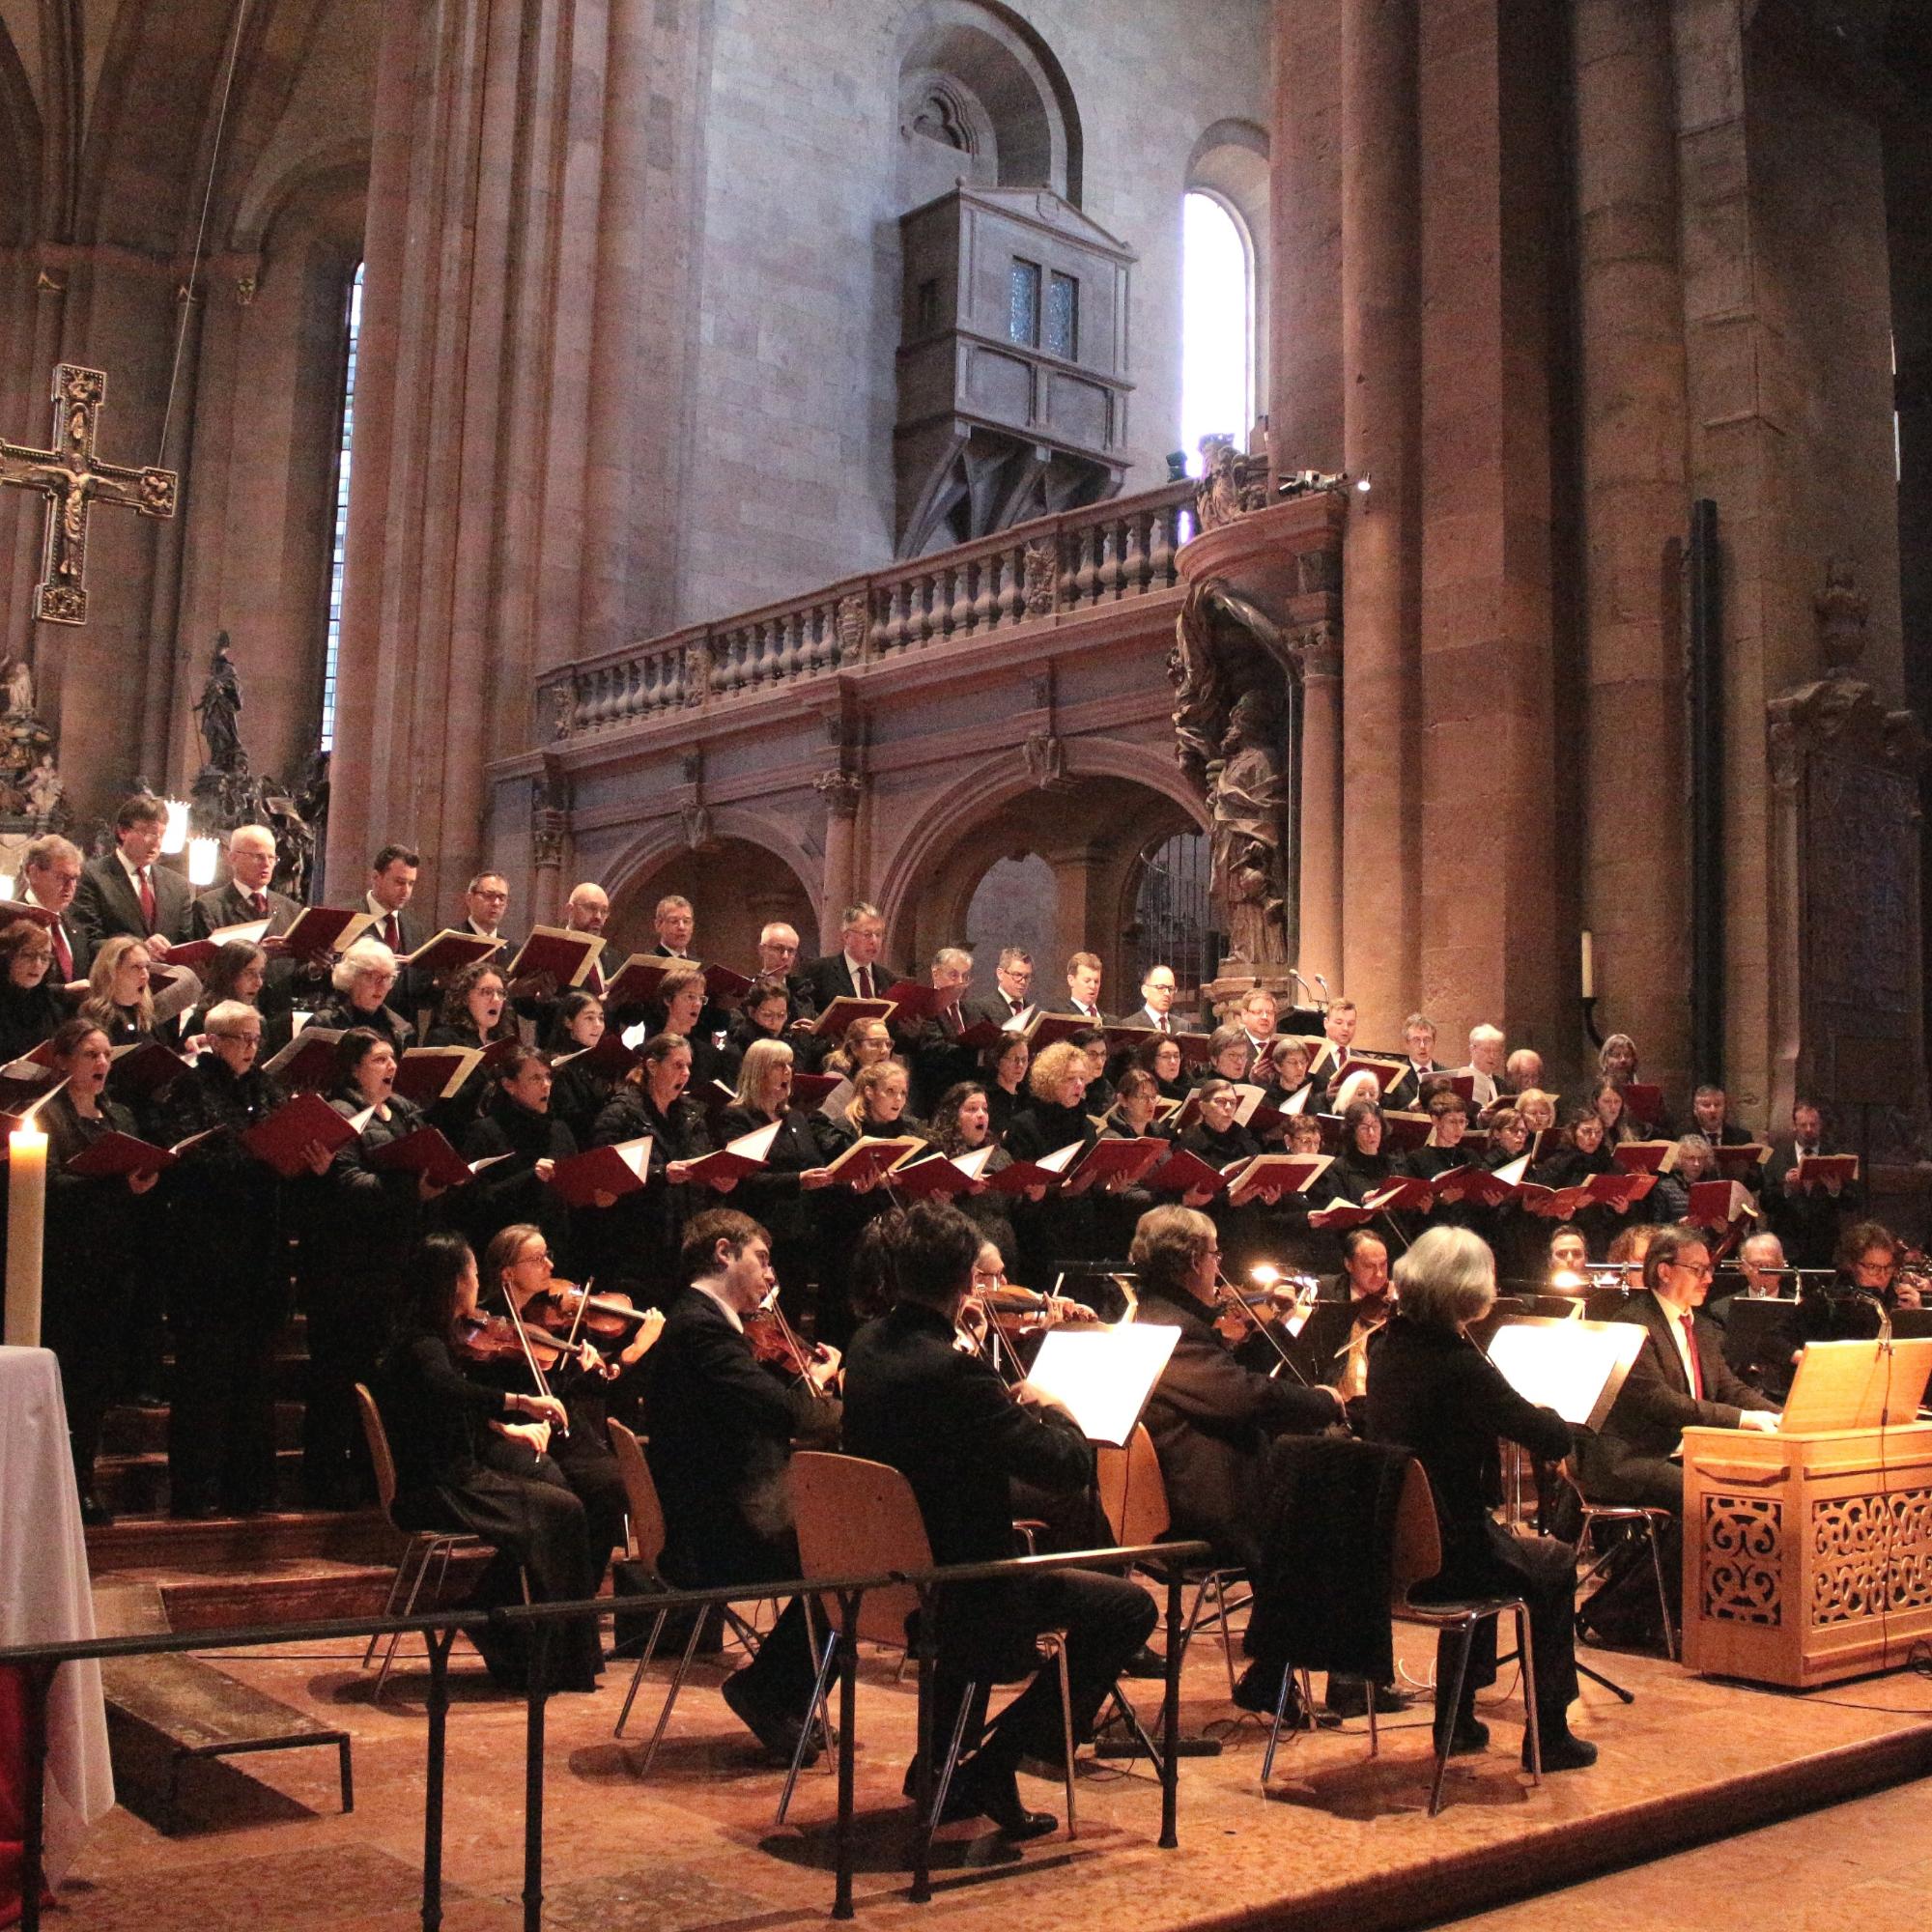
[563,881,610,994]
[189,824,306,1015]
[755,921,818,1026]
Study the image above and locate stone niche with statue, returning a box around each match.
[0,653,68,890]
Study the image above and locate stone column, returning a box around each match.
[326,0,632,911]
[1338,0,1421,1031]
[1573,0,1691,1095]
[1296,622,1344,987]
[815,771,862,951]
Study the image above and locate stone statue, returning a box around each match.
[2,658,33,719]
[1170,578,1300,967]
[0,653,60,820]
[194,633,244,774]
[24,754,62,820]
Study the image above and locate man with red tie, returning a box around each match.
[20,834,92,994]
[797,899,897,1011]
[363,842,426,1021]
[960,947,1035,1029]
[72,794,192,959]
[1577,1222,1779,1640]
[1122,963,1181,1035]
[189,824,308,1016]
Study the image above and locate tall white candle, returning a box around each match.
[6,1126,48,1349]
[1580,929,1596,1001]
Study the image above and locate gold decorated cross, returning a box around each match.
[1,363,179,626]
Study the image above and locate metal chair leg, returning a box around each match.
[1366,1675,1378,1757]
[365,1537,418,1668]
[1430,1623,1475,1817]
[1260,1665,1294,1785]
[637,1605,711,1777]
[776,1627,840,1826]
[1647,1520,1677,1661]
[612,1607,668,1738]
[1053,1639,1076,1841]
[924,1684,979,1847]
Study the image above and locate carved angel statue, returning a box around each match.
[1,657,34,720]
[24,753,62,820]
[1208,690,1291,965]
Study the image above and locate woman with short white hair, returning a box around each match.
[1363,1226,1599,1774]
[305,936,413,1050]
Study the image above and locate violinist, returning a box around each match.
[422,959,519,1142]
[586,1031,731,1307]
[158,1001,292,1519]
[472,1224,638,1585]
[546,991,616,1148]
[41,1018,162,1523]
[375,1232,603,1693]
[296,1027,444,1507]
[641,1209,840,1764]
[1317,1228,1393,1406]
[458,1044,579,1267]
[1127,1207,1343,1715]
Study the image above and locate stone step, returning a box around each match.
[86,1507,400,1576]
[99,1400,305,1458]
[93,1445,310,1518]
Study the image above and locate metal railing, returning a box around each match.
[536,482,1196,741]
[0,1538,1208,1929]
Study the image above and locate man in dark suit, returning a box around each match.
[841,1200,1155,1839]
[906,945,977,1116]
[797,899,897,1010]
[362,843,429,1022]
[641,1208,839,1762]
[1767,1098,1859,1269]
[1578,1221,1779,1635]
[188,824,311,1017]
[456,869,519,958]
[1055,950,1107,1022]
[960,947,1035,1029]
[1119,963,1183,1036]
[72,794,193,956]
[1385,1013,1446,1115]
[19,833,94,992]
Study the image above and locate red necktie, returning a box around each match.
[138,867,156,931]
[52,923,72,980]
[384,912,402,952]
[1009,997,1023,1016]
[1159,1015,1170,1033]
[856,965,872,1000]
[251,891,269,918]
[1680,1313,1703,1400]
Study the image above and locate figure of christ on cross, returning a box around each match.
[0,363,179,625]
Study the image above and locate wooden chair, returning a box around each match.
[353,1383,526,1701]
[782,1451,1077,1844]
[1262,1458,1543,1815]
[1094,1422,1247,1695]
[604,1418,767,1775]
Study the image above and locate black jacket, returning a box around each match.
[641,1285,826,1586]
[713,1104,823,1250]
[842,1297,1095,1671]
[73,853,192,949]
[459,1095,577,1265]
[294,1089,431,1293]
[157,1055,289,1297]
[0,979,69,1063]
[1580,1290,1777,1492]
[305,995,413,1055]
[1136,1286,1341,1571]
[583,1085,714,1298]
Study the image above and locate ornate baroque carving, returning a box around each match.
[1192,436,1270,534]
[1022,729,1067,789]
[1814,557,1869,674]
[1810,1489,1932,1626]
[1021,538,1059,617]
[836,592,869,665]
[1701,1494,1783,1626]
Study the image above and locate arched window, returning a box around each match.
[319,262,363,752]
[1180,190,1254,473]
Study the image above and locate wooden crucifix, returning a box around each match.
[0,362,179,625]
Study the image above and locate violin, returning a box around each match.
[452,1310,577,1373]
[526,1279,655,1345]
[744,1298,838,1397]
[972,1283,1099,1339]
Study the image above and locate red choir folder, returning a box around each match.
[1065,1136,1171,1189]
[1620,1082,1665,1127]
[984,1140,1086,1194]
[1222,1151,1332,1202]
[599,953,683,1009]
[889,1146,994,1200]
[260,1028,344,1094]
[1425,1162,1517,1208]
[551,1031,640,1083]
[398,929,504,980]
[242,1092,364,1178]
[702,962,754,1004]
[1362,1176,1438,1214]
[504,925,607,990]
[1307,1199,1381,1231]
[822,1134,924,1187]
[1141,1146,1229,1198]
[879,980,959,1025]
[678,1118,781,1186]
[1332,1052,1408,1094]
[1023,1012,1099,1051]
[270,906,377,960]
[1793,1152,1860,1193]
[168,918,272,970]
[65,1129,183,1179]
[810,996,897,1038]
[1612,1139,1679,1175]
[1378,1110,1435,1153]
[0,898,58,930]
[1583,1169,1656,1211]
[1687,1179,1760,1233]
[790,1071,842,1107]
[1513,1181,1594,1220]
[1712,1142,1772,1182]
[364,1125,476,1190]
[546,1136,653,1208]
[106,1038,189,1101]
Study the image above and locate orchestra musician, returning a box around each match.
[841,1199,1155,1840]
[374,1231,602,1693]
[1363,1226,1597,1770]
[640,1209,840,1763]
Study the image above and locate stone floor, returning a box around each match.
[52,1609,1932,1932]
[1433,1770,1932,1930]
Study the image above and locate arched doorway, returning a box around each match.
[609,838,816,973]
[895,774,1205,1010]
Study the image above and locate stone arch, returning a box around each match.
[1185,119,1271,430]
[603,809,820,969]
[878,738,1206,994]
[896,0,1083,208]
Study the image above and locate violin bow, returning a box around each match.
[501,1291,568,1436]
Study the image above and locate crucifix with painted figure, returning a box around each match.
[0,362,179,625]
